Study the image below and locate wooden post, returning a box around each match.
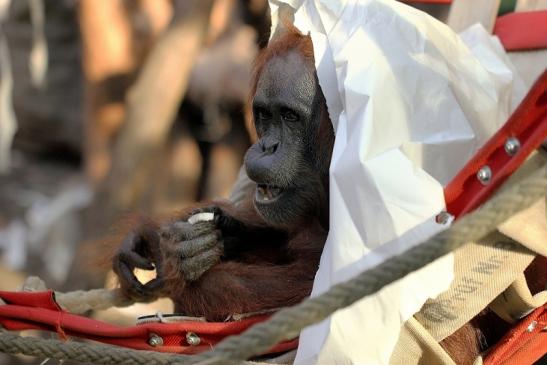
[79,0,137,185]
[515,0,547,10]
[447,0,501,32]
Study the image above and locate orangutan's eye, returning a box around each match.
[281,108,299,122]
[256,107,272,121]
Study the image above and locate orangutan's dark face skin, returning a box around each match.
[244,50,334,227]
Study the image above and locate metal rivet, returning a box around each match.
[477,166,492,185]
[186,332,201,346]
[435,211,453,225]
[148,333,163,347]
[526,320,537,333]
[504,137,521,156]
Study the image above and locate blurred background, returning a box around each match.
[0,0,519,363]
[0,0,269,292]
[0,2,268,363]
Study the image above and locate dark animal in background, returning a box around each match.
[113,28,335,320]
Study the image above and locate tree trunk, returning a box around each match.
[79,0,137,185]
[65,0,215,290]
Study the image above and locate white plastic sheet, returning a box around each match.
[267,1,524,364]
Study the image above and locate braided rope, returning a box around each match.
[16,276,140,315]
[15,276,146,314]
[55,288,144,314]
[0,329,176,365]
[0,164,545,365]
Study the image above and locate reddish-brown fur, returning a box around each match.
[159,199,327,319]
[114,30,328,321]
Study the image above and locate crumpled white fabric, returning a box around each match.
[268,1,524,364]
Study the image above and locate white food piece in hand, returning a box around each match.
[188,212,215,225]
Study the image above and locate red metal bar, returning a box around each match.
[484,304,546,365]
[494,10,547,51]
[445,70,547,219]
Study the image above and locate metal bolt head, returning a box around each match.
[186,332,201,346]
[435,211,453,225]
[477,166,492,185]
[527,320,538,333]
[148,334,163,347]
[504,137,521,156]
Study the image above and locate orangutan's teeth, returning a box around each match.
[255,183,284,202]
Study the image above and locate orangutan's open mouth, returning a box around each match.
[256,184,284,203]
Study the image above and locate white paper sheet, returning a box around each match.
[267,1,523,364]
